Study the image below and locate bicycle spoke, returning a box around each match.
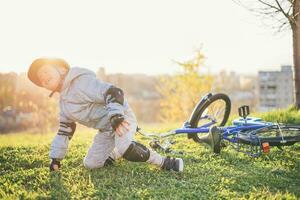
[205,100,226,126]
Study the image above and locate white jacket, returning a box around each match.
[49,67,133,160]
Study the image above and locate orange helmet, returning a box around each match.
[27,57,70,87]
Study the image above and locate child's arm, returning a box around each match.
[75,74,126,119]
[49,115,76,171]
[74,73,129,135]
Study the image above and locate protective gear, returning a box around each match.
[50,159,61,171]
[27,57,70,87]
[122,141,150,162]
[161,156,184,172]
[104,86,124,105]
[57,121,76,140]
[49,118,75,160]
[110,114,124,131]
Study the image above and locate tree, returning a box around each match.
[157,50,214,122]
[234,0,300,108]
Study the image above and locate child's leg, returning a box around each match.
[108,106,135,161]
[83,130,115,169]
[113,107,165,167]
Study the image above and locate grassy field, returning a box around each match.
[0,112,300,199]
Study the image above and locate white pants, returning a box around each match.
[83,107,164,169]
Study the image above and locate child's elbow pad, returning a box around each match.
[104,86,124,105]
[57,122,76,140]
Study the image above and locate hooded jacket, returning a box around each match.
[49,67,135,160]
[59,67,130,129]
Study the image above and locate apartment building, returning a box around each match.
[258,65,294,111]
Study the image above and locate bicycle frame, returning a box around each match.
[175,124,271,142]
[142,116,271,140]
[138,116,274,157]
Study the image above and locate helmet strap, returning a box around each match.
[49,67,66,98]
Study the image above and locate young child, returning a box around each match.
[27,58,184,172]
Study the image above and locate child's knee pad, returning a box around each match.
[122,141,150,162]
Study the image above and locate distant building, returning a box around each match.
[258,65,294,111]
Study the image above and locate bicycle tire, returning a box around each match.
[237,125,300,146]
[189,93,231,143]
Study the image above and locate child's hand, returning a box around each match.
[115,120,130,136]
[110,114,130,136]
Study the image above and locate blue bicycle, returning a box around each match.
[138,93,300,157]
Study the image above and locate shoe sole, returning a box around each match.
[210,126,221,154]
[177,158,184,172]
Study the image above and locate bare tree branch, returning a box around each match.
[257,0,280,12]
[275,0,292,21]
[233,0,293,32]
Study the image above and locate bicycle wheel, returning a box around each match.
[189,93,231,143]
[238,124,300,146]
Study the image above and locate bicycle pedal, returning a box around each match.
[149,140,160,149]
[238,105,250,119]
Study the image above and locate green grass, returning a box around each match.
[227,105,300,126]
[1,111,300,199]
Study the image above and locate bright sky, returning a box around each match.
[0,0,292,75]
